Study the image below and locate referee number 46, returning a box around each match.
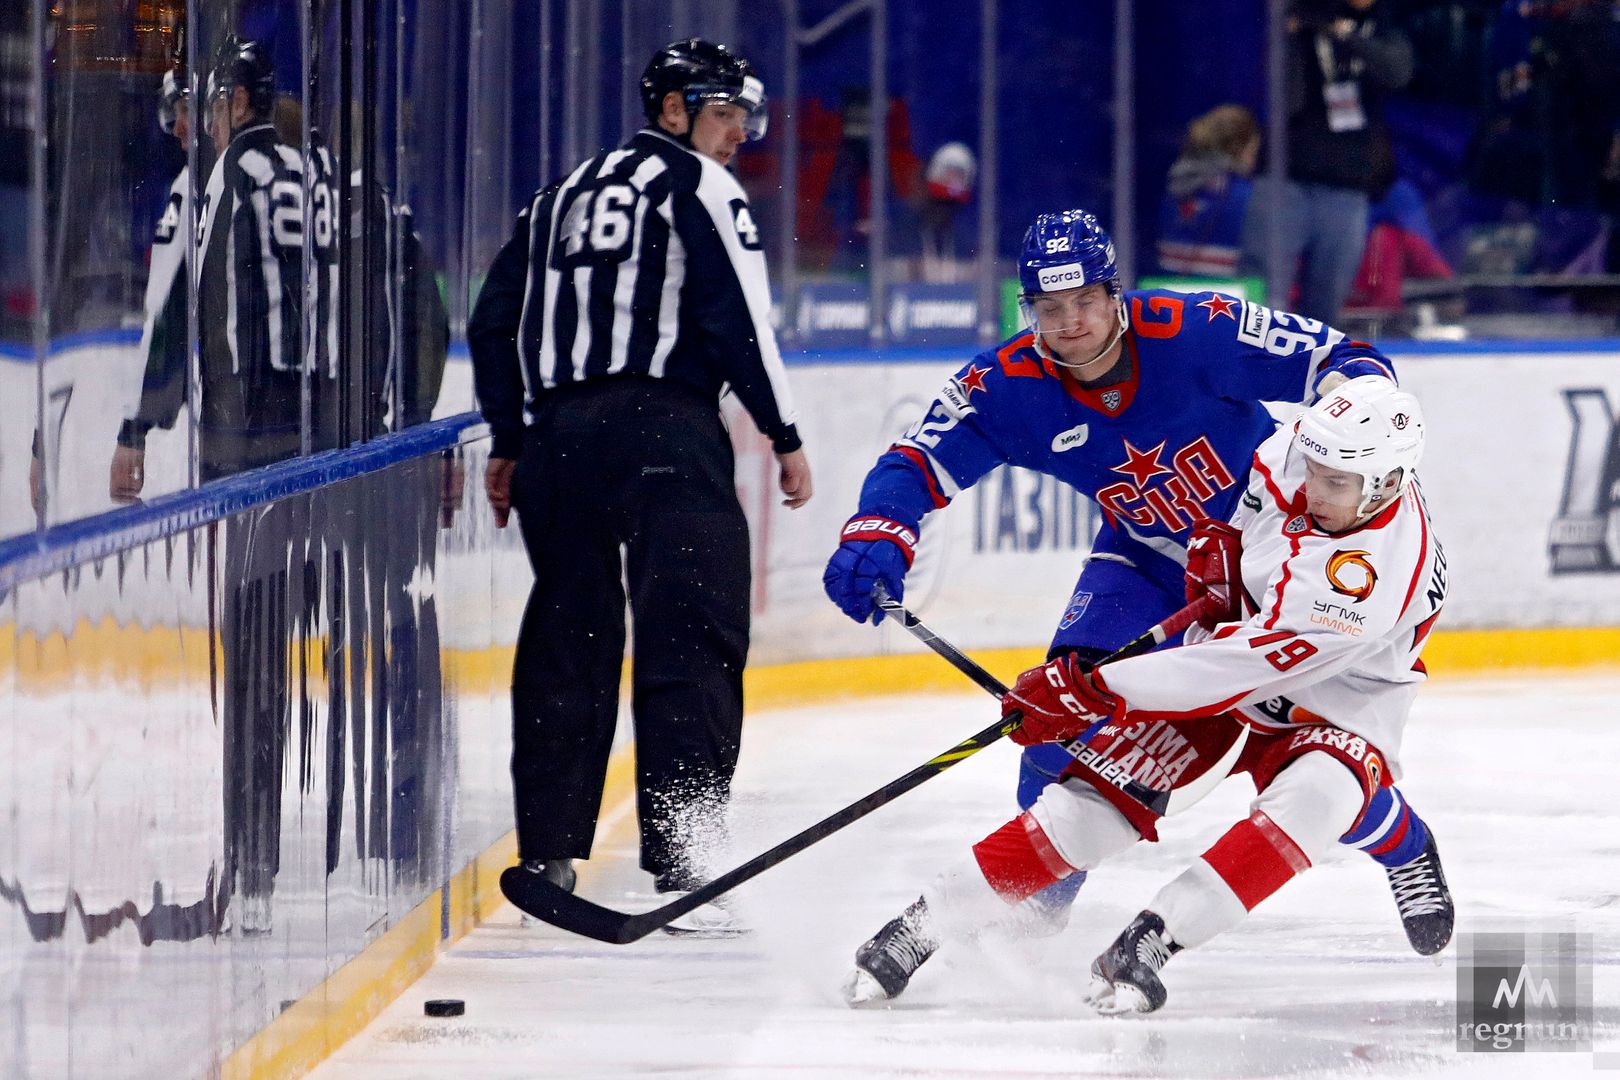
[556,182,639,265]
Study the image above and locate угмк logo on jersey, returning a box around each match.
[1326,549,1378,602]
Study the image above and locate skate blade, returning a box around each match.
[660,922,751,939]
[841,967,891,1008]
[1090,982,1154,1016]
[1409,922,1453,957]
[1082,976,1116,1013]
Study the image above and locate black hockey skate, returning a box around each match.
[521,859,577,893]
[1086,910,1183,1015]
[517,860,576,928]
[1384,833,1454,955]
[842,899,940,1007]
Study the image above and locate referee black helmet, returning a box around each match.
[207,35,275,118]
[639,38,768,141]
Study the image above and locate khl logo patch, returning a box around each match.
[1058,590,1093,630]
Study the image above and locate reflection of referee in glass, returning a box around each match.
[116,39,305,490]
[470,39,812,931]
[104,65,190,505]
[169,38,306,933]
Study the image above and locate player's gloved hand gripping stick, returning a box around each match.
[501,589,1240,944]
[871,583,1245,817]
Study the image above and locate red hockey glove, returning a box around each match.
[1184,518,1244,630]
[1003,656,1123,746]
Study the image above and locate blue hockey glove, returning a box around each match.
[822,515,918,625]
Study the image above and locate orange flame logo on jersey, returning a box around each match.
[1326,549,1378,603]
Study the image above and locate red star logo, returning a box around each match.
[1197,294,1239,322]
[957,363,990,396]
[1111,438,1173,488]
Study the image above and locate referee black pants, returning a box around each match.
[508,378,751,885]
[219,498,301,918]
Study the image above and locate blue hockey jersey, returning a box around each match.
[854,289,1397,658]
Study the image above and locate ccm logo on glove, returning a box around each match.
[1184,517,1244,629]
[1002,656,1122,746]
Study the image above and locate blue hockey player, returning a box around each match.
[823,209,1452,954]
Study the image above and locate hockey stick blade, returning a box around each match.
[1166,721,1248,815]
[873,586,1232,817]
[502,715,1022,944]
[501,867,646,944]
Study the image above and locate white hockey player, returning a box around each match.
[845,375,1452,1012]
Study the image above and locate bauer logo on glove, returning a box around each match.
[824,514,920,625]
[839,517,919,556]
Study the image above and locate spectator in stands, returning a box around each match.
[1242,0,1413,323]
[1472,0,1619,215]
[1156,105,1260,279]
[918,141,977,282]
[1346,177,1454,311]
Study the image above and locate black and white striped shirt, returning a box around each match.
[193,122,306,474]
[469,127,800,459]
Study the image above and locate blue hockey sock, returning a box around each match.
[1015,748,1089,912]
[1016,745,1071,811]
[1027,867,1088,913]
[1340,785,1430,868]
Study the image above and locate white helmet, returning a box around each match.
[1294,375,1425,519]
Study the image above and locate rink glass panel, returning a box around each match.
[0,1,456,540]
[7,1,1619,546]
[0,427,522,1079]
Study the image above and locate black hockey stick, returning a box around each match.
[500,596,1230,944]
[873,584,1242,819]
[501,712,1021,944]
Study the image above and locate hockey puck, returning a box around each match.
[423,999,465,1018]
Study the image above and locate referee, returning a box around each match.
[105,39,309,935]
[114,37,305,485]
[469,38,812,933]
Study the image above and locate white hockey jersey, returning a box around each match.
[141,166,189,337]
[120,166,190,425]
[1100,424,1447,776]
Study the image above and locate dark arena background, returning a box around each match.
[1,1,1618,1077]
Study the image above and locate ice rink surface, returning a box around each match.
[313,674,1620,1079]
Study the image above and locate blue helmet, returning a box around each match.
[1018,209,1119,297]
